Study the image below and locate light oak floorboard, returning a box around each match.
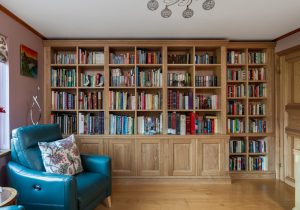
[96,180,294,210]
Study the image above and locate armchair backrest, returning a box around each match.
[11,124,62,171]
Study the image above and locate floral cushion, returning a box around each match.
[38,135,83,175]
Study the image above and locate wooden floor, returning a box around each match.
[96,180,294,210]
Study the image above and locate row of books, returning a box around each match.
[50,114,77,135]
[109,114,134,135]
[229,156,246,171]
[167,90,193,110]
[227,84,246,97]
[195,94,219,110]
[249,68,266,80]
[249,119,267,133]
[136,49,162,64]
[168,53,190,64]
[136,67,162,87]
[53,51,76,64]
[248,84,267,97]
[167,72,191,87]
[195,52,217,64]
[248,52,266,64]
[227,68,246,81]
[249,102,266,115]
[109,91,135,110]
[249,156,268,171]
[227,101,245,115]
[78,49,104,64]
[79,91,103,110]
[78,112,104,134]
[195,75,218,87]
[80,72,104,87]
[227,118,245,133]
[227,51,245,65]
[249,140,267,153]
[137,92,162,110]
[109,52,135,64]
[167,112,220,135]
[137,114,163,135]
[229,140,246,153]
[51,91,75,110]
[110,68,135,87]
[51,68,76,87]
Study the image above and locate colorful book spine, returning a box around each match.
[249,139,267,153]
[109,91,135,110]
[227,84,246,97]
[167,90,193,110]
[136,49,162,64]
[248,68,266,80]
[195,95,219,110]
[78,112,104,135]
[51,91,76,110]
[195,52,217,64]
[229,139,246,153]
[51,68,76,87]
[79,49,104,64]
[229,156,246,171]
[248,84,267,97]
[78,91,103,110]
[138,91,162,110]
[53,51,76,64]
[167,72,191,87]
[195,75,218,87]
[227,50,245,64]
[136,67,162,87]
[248,119,267,133]
[110,68,135,87]
[248,52,266,64]
[227,68,246,81]
[248,156,268,171]
[110,52,135,64]
[50,113,77,134]
[80,72,104,87]
[227,101,245,115]
[137,114,163,135]
[168,53,190,64]
[249,102,266,115]
[227,118,244,133]
[109,114,134,135]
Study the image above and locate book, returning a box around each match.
[80,72,104,87]
[110,52,135,64]
[248,119,267,133]
[138,91,162,110]
[79,91,103,110]
[137,114,162,135]
[249,67,266,80]
[248,102,266,115]
[230,156,246,171]
[51,91,75,110]
[136,49,162,64]
[51,68,76,87]
[195,74,218,87]
[53,50,76,64]
[136,67,162,87]
[195,94,219,110]
[109,114,134,135]
[229,139,246,153]
[227,50,245,64]
[167,72,191,87]
[168,53,190,64]
[227,84,246,97]
[227,68,246,81]
[50,113,77,134]
[110,68,135,87]
[78,112,104,134]
[227,118,244,134]
[195,51,217,64]
[79,49,104,64]
[227,100,244,115]
[109,91,135,110]
[248,51,266,64]
[168,90,193,110]
[248,84,267,97]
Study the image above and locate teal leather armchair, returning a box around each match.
[0,206,25,210]
[7,124,111,210]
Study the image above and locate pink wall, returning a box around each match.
[0,11,44,131]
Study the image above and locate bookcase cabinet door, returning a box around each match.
[79,138,104,155]
[198,139,225,176]
[136,139,164,176]
[108,139,136,176]
[169,139,196,176]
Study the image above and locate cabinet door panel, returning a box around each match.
[136,139,163,176]
[169,139,196,176]
[79,139,104,155]
[108,139,135,176]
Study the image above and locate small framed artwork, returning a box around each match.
[20,44,38,78]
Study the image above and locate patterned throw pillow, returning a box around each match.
[38,135,83,175]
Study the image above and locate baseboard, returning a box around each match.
[230,172,276,179]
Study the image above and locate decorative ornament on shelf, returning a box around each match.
[0,106,5,113]
[30,86,42,125]
[147,0,215,18]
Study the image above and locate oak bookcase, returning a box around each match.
[43,40,275,181]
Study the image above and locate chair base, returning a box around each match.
[103,196,112,208]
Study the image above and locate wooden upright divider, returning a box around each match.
[43,40,275,182]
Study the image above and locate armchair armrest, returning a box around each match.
[80,154,111,177]
[7,161,77,210]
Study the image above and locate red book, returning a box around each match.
[211,119,214,133]
[176,90,180,109]
[171,112,176,132]
[190,112,195,135]
[186,115,191,134]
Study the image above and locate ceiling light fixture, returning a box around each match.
[147,0,215,18]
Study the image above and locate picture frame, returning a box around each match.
[20,44,38,78]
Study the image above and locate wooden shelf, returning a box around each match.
[168,109,194,112]
[227,80,246,83]
[78,64,104,67]
[78,87,104,89]
[51,110,77,112]
[51,64,77,67]
[248,80,267,83]
[227,64,246,67]
[195,64,221,67]
[109,86,135,89]
[227,97,247,100]
[109,64,135,67]
[137,110,163,112]
[229,153,247,156]
[167,64,193,67]
[227,115,246,117]
[136,87,163,89]
[167,86,194,89]
[195,86,221,89]
[78,109,104,112]
[51,87,76,90]
[196,109,222,112]
[136,64,163,67]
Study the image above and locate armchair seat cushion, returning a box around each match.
[76,172,109,209]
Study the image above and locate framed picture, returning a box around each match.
[20,45,38,78]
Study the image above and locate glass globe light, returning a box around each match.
[182,6,194,18]
[161,6,172,18]
[147,0,159,11]
[202,0,215,10]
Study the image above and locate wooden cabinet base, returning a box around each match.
[79,135,230,182]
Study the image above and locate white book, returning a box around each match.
[79,113,85,134]
[180,115,186,135]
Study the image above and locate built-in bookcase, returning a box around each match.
[227,45,273,175]
[44,41,274,178]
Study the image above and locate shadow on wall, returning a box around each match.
[0,153,10,186]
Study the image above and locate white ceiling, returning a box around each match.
[1,0,300,40]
